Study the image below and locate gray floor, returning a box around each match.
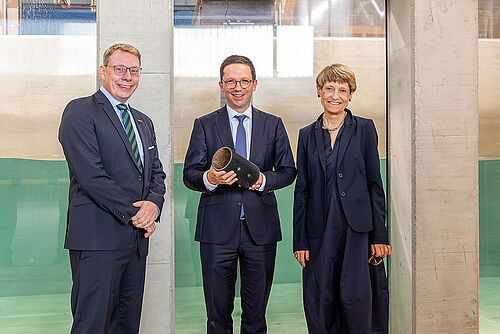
[0,279,499,333]
[175,283,307,333]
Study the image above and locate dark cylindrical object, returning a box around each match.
[212,147,260,188]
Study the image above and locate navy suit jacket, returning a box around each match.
[58,90,166,256]
[293,110,388,251]
[183,106,296,245]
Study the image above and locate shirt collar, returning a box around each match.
[100,86,128,109]
[226,104,252,120]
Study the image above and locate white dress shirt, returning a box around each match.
[203,105,266,191]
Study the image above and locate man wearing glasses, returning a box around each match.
[184,55,296,333]
[59,43,166,334]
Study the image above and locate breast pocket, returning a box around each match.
[257,138,275,166]
[146,144,157,157]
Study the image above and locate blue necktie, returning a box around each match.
[235,114,246,217]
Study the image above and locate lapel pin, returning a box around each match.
[137,119,143,123]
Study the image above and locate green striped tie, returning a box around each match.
[117,103,143,174]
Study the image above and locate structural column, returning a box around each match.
[388,1,478,333]
[97,1,174,333]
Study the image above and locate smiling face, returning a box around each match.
[99,50,140,103]
[219,63,257,113]
[317,81,353,116]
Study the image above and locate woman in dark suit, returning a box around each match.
[293,64,391,333]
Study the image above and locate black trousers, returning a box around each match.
[69,232,146,334]
[200,220,277,334]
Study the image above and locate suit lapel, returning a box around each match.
[337,110,354,166]
[214,106,235,150]
[249,107,264,162]
[314,115,326,175]
[131,107,149,178]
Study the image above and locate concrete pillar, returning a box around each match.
[97,1,174,333]
[388,1,478,333]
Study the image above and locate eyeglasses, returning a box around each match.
[107,65,142,77]
[222,79,253,89]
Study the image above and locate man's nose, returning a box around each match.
[122,68,133,79]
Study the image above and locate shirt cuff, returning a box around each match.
[257,173,266,192]
[203,171,218,191]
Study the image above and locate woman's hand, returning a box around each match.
[294,250,309,268]
[371,244,392,258]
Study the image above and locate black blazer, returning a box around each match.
[58,90,166,255]
[293,110,388,251]
[183,106,296,245]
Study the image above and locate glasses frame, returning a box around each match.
[107,65,142,77]
[221,79,254,89]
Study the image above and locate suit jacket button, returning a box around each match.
[137,175,142,181]
[341,192,346,197]
[236,201,241,206]
[338,172,343,178]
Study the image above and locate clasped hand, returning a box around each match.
[131,200,158,238]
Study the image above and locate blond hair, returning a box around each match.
[316,64,356,93]
[103,43,141,66]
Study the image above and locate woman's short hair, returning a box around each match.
[316,64,356,93]
[220,55,256,81]
[103,43,141,66]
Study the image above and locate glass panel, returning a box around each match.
[173,0,386,332]
[0,1,96,333]
[478,0,500,331]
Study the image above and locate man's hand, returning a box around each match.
[294,250,310,268]
[207,166,237,185]
[144,223,156,238]
[371,244,392,258]
[249,173,263,190]
[131,200,158,229]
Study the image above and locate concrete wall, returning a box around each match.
[387,0,414,330]
[388,1,479,333]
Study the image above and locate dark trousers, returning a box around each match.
[69,232,146,334]
[200,220,277,334]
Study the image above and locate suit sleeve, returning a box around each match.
[261,117,297,191]
[365,120,389,245]
[58,100,139,224]
[183,118,212,193]
[293,129,310,251]
[144,119,166,221]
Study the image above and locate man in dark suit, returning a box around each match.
[183,55,296,334]
[58,43,166,334]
